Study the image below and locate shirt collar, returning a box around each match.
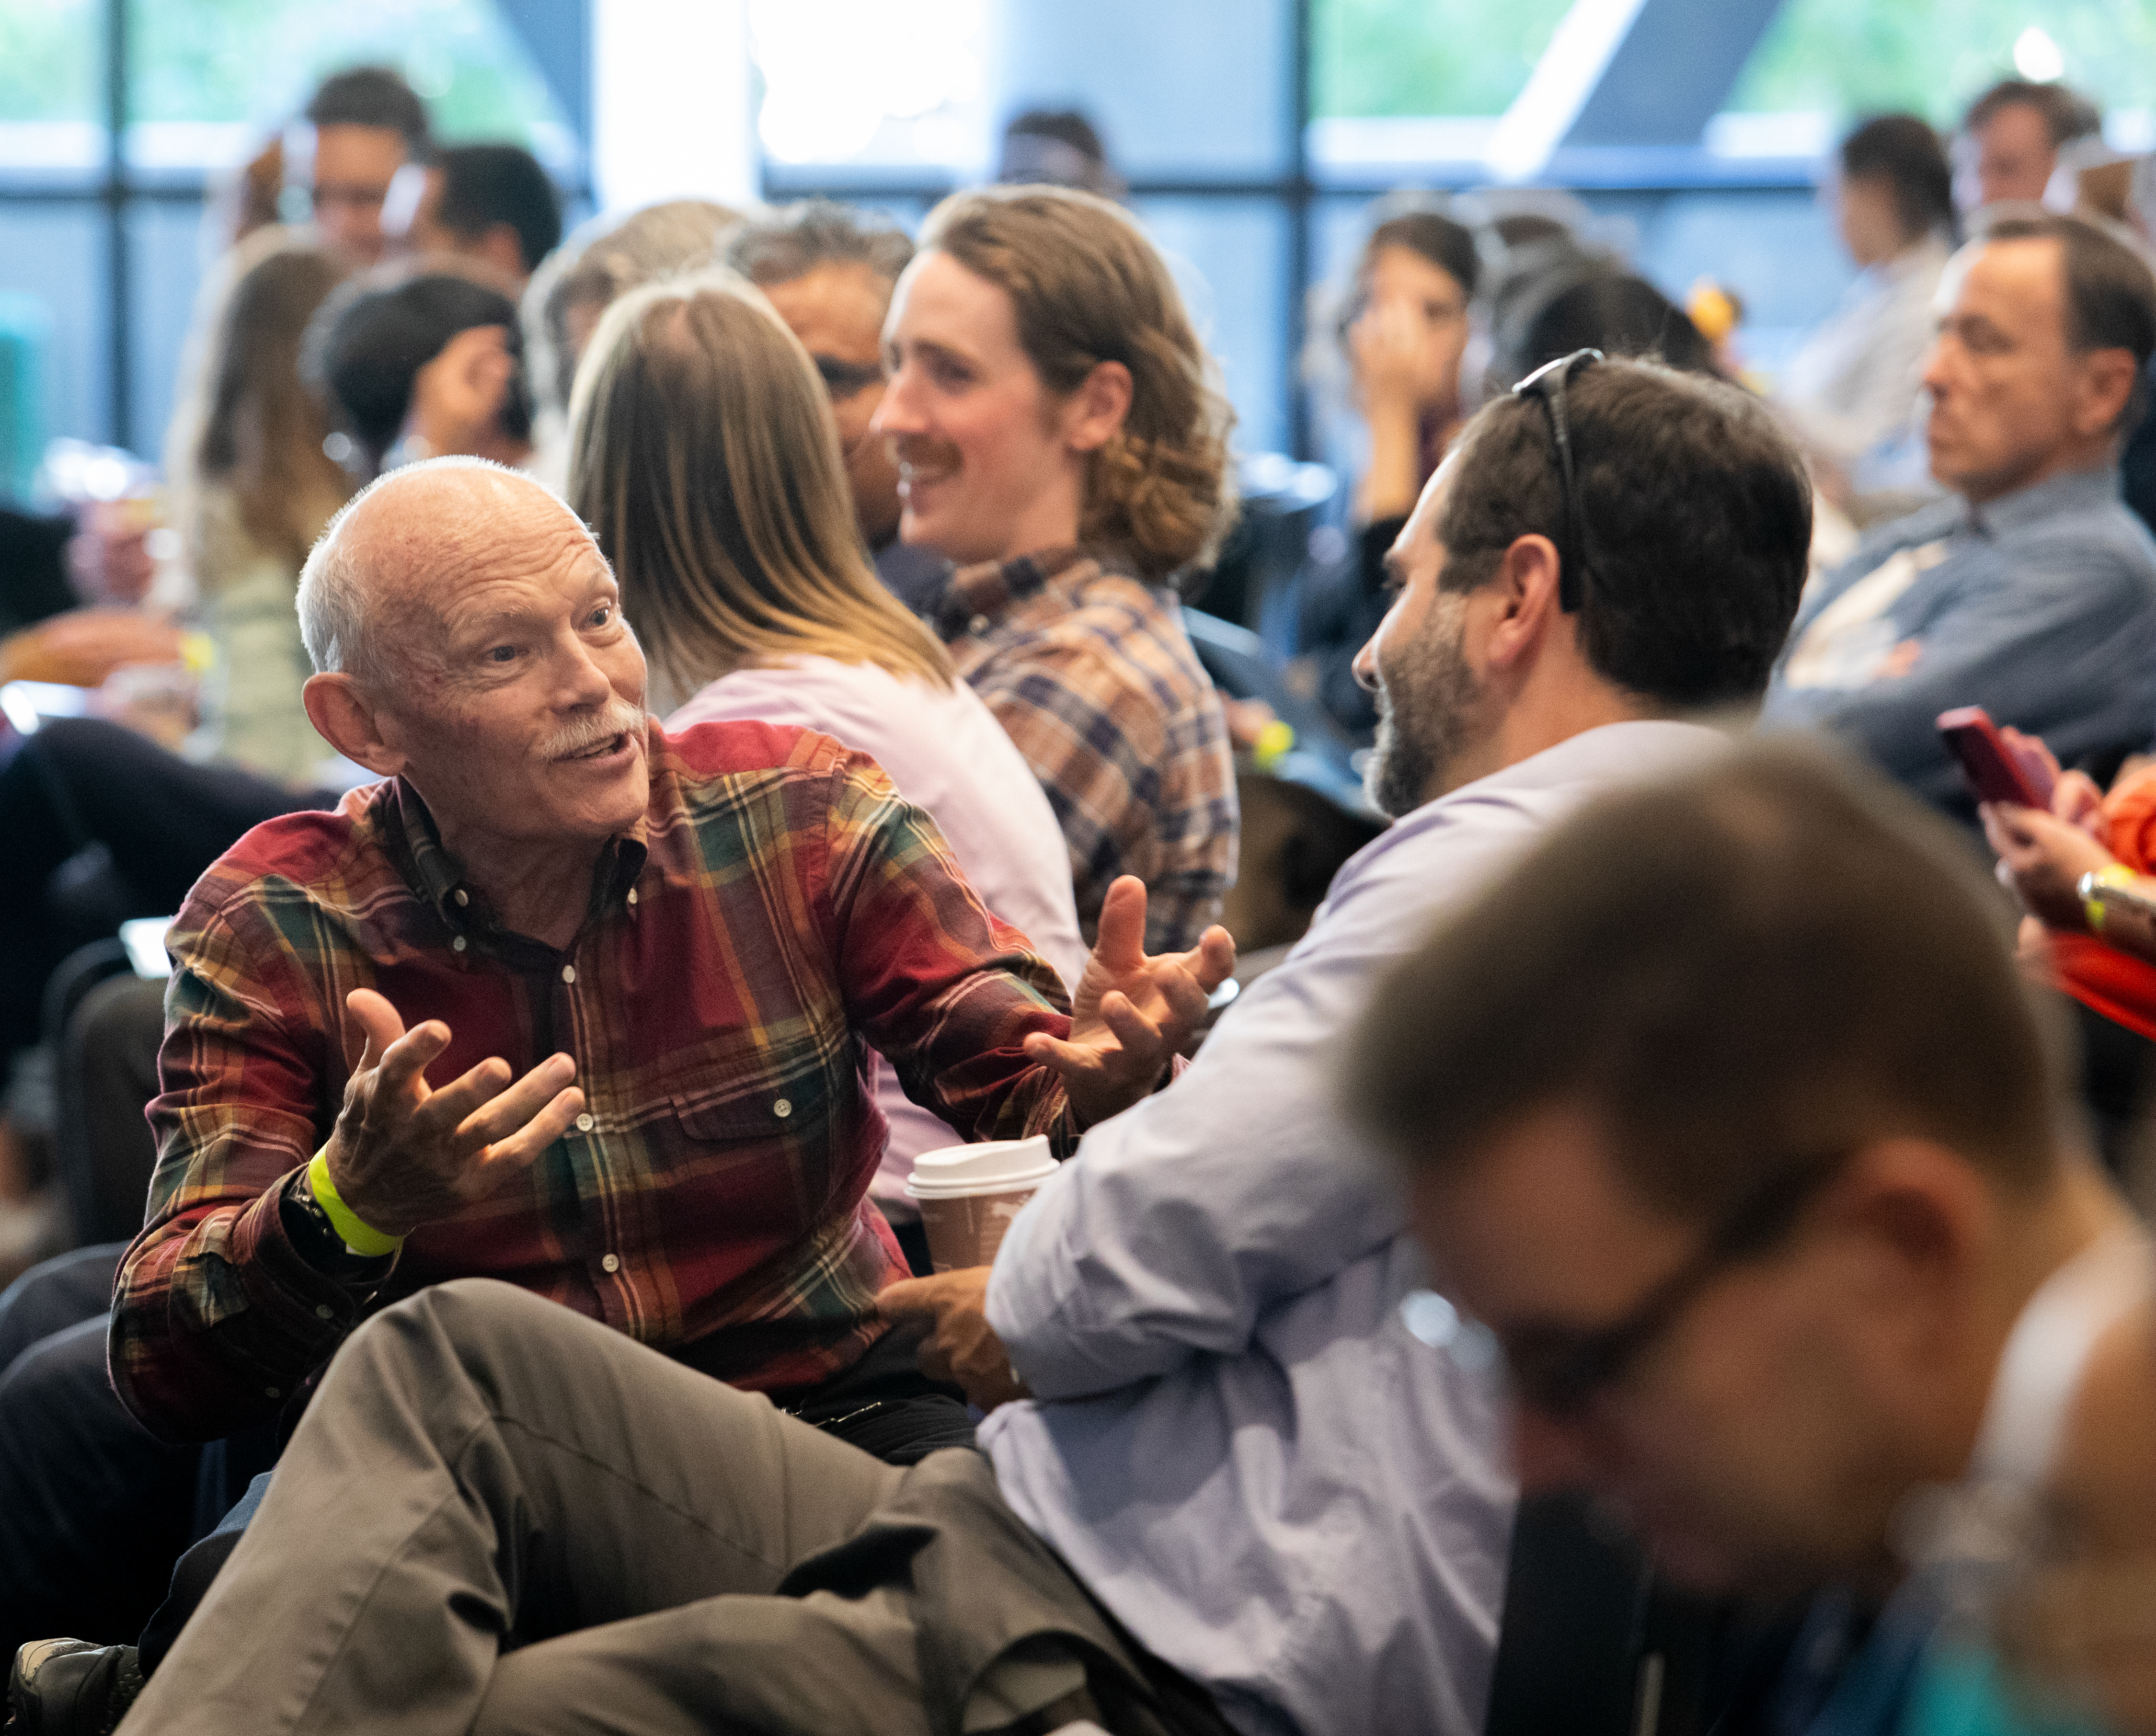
[1961,464,2121,539]
[383,772,652,955]
[934,545,1092,640]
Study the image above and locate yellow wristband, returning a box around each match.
[307,1149,404,1257]
[2084,863,2138,934]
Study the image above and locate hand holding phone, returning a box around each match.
[1937,707,2057,811]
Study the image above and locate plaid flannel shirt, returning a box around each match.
[111,720,1076,1443]
[934,547,1237,955]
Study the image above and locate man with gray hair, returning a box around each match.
[5,456,1233,1716]
[725,201,948,610]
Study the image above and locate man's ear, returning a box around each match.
[1061,359,1135,455]
[1481,533,1567,674]
[304,672,406,777]
[2076,347,2142,439]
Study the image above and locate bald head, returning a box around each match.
[297,457,596,687]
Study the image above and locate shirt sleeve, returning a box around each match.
[982,891,1407,1401]
[1764,544,2156,807]
[814,748,1084,1155]
[108,887,374,1443]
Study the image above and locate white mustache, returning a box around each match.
[540,702,646,761]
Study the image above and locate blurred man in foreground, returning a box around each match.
[1353,741,2143,1733]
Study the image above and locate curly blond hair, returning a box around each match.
[919,185,1237,583]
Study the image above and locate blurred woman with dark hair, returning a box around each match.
[1296,201,1482,737]
[1778,113,1956,502]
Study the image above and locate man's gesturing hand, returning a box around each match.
[323,988,585,1238]
[1024,875,1236,1128]
[879,1267,1031,1412]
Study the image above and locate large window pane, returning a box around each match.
[1312,0,1574,119]
[1726,0,2156,130]
[1132,196,1290,457]
[0,203,109,452]
[0,0,105,179]
[126,0,578,175]
[127,200,212,465]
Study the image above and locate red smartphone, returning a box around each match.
[1937,706,2056,810]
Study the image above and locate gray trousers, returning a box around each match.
[120,1279,1227,1736]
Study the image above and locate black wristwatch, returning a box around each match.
[279,1166,393,1280]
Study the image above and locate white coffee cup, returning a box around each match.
[903,1136,1057,1273]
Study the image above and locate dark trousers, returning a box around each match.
[0,1247,194,1661]
[0,718,330,1065]
[0,1247,971,1667]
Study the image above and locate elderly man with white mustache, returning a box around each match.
[102,456,1231,1464]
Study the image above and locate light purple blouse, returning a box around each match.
[668,655,1089,1212]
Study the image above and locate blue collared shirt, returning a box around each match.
[1762,465,2156,812]
[980,719,1732,1736]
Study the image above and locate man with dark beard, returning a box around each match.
[860,352,1812,1736]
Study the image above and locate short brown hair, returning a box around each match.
[919,185,1237,582]
[1347,741,2071,1221]
[1964,79,2102,149]
[567,272,952,704]
[1435,359,1811,710]
[1979,210,2156,427]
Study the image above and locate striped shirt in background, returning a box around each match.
[935,547,1238,956]
[111,720,1078,1442]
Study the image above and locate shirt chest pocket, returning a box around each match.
[668,1046,843,1150]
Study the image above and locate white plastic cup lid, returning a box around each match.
[903,1135,1057,1200]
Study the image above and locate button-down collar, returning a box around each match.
[1963,463,2122,541]
[385,775,649,969]
[933,545,1093,642]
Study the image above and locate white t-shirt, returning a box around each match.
[668,655,1088,1213]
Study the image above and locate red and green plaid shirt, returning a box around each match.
[111,720,1076,1442]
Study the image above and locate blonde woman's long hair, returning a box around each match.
[567,270,952,703]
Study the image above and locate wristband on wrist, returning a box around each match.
[2082,863,2139,933]
[307,1149,404,1257]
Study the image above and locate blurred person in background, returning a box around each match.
[1960,78,2105,213]
[872,185,1238,953]
[1495,270,1718,386]
[996,106,1123,198]
[385,142,562,288]
[569,270,1085,1272]
[289,66,432,266]
[725,201,951,613]
[1295,202,1482,739]
[1765,212,2156,817]
[521,198,743,489]
[1778,115,1957,507]
[172,233,356,783]
[310,270,532,476]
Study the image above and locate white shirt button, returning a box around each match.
[315,1304,335,1320]
[968,613,990,635]
[773,1097,792,1119]
[561,965,577,984]
[575,1112,595,1132]
[626,888,639,906]
[454,889,469,907]
[600,1253,620,1273]
[451,935,468,952]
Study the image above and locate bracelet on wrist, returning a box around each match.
[306,1149,405,1258]
[2082,863,2138,933]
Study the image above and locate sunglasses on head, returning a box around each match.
[1510,347,1605,615]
